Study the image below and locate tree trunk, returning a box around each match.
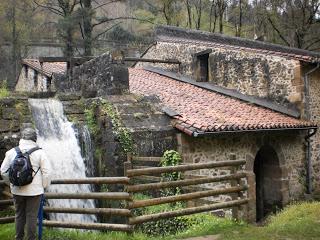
[82,0,93,56]
[11,0,18,88]
[185,0,192,28]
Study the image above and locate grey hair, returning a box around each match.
[21,127,37,142]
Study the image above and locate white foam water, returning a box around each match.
[29,98,96,223]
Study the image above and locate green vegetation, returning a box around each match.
[84,104,99,136]
[100,99,134,153]
[0,81,9,99]
[160,150,182,196]
[1,201,320,239]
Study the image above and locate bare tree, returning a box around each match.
[34,0,80,57]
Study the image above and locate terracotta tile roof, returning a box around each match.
[129,68,316,136]
[155,25,320,63]
[22,59,67,77]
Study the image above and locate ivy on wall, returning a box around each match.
[160,150,182,196]
[100,99,134,153]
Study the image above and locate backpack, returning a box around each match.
[8,147,41,186]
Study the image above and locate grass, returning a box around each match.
[0,201,320,240]
[0,80,10,98]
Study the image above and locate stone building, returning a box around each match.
[131,25,320,221]
[15,59,66,92]
[13,26,320,222]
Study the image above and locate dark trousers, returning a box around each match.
[13,195,41,240]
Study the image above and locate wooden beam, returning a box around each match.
[44,192,131,200]
[129,198,249,225]
[0,180,7,186]
[129,185,247,209]
[131,157,161,162]
[0,199,14,206]
[43,220,133,232]
[124,57,180,64]
[127,172,247,193]
[1,191,13,198]
[44,207,131,216]
[0,216,15,224]
[126,160,246,177]
[38,56,94,63]
[51,177,129,185]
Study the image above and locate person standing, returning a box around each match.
[1,127,51,240]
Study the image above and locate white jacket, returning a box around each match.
[0,139,51,196]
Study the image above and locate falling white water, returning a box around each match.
[28,98,96,223]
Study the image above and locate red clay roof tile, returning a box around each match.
[129,68,316,136]
[22,59,67,77]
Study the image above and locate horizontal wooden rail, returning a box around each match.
[0,216,15,224]
[0,180,7,186]
[45,192,131,200]
[43,220,133,232]
[51,177,130,185]
[130,185,247,209]
[127,172,246,193]
[126,160,246,177]
[0,199,14,206]
[129,198,249,225]
[44,207,131,216]
[135,176,161,182]
[132,157,161,162]
[1,191,13,198]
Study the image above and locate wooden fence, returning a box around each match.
[0,177,133,232]
[0,155,248,233]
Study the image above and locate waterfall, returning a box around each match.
[28,98,96,223]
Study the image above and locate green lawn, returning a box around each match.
[1,201,320,240]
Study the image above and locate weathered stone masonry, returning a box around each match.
[138,40,320,193]
[178,130,306,221]
[138,41,303,109]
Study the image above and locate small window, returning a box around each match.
[46,77,52,91]
[194,49,212,82]
[24,66,28,78]
[33,71,38,88]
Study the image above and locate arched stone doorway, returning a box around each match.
[254,145,283,221]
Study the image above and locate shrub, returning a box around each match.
[160,150,182,197]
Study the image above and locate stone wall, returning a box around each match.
[96,94,177,179]
[307,67,320,191]
[63,53,129,97]
[177,130,306,221]
[138,42,303,109]
[0,96,33,160]
[15,66,51,92]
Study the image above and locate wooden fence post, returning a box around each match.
[124,153,134,234]
[231,166,239,220]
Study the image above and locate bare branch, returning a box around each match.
[33,0,64,16]
[92,0,122,10]
[305,38,320,50]
[92,22,122,41]
[92,16,154,28]
[267,16,291,46]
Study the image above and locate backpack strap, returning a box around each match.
[26,147,41,155]
[14,147,22,155]
[26,147,42,175]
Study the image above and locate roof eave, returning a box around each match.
[191,126,318,137]
[22,61,52,78]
